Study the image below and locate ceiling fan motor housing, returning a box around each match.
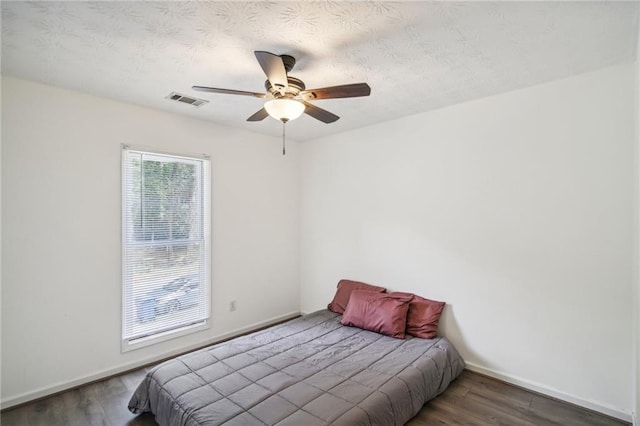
[265,76,306,98]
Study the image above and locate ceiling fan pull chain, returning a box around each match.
[282,120,286,155]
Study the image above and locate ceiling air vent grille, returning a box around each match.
[166,92,208,107]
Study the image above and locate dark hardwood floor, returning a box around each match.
[1,369,629,426]
[407,371,629,426]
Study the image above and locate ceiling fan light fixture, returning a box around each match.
[264,98,305,122]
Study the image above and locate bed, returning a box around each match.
[128,309,465,425]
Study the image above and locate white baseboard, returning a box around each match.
[0,311,300,410]
[465,362,632,423]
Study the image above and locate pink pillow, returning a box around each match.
[327,279,386,314]
[390,292,445,339]
[341,290,412,338]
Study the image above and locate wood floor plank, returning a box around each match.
[464,385,552,426]
[464,371,534,407]
[408,399,488,426]
[440,374,471,398]
[431,391,536,426]
[91,376,129,401]
[407,407,468,426]
[0,404,30,426]
[62,386,109,426]
[99,389,157,426]
[529,393,629,426]
[27,395,71,426]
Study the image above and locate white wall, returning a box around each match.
[634,23,640,426]
[300,64,635,419]
[1,77,300,407]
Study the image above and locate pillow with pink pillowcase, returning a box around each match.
[327,279,386,314]
[390,292,446,339]
[341,290,413,339]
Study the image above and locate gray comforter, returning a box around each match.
[129,309,465,425]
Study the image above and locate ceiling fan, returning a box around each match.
[192,51,371,125]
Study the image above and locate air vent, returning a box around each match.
[166,92,208,107]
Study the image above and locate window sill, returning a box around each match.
[121,320,210,352]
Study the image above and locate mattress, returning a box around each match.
[128,309,465,425]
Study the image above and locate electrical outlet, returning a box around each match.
[230,300,237,312]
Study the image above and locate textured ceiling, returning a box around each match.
[2,1,638,142]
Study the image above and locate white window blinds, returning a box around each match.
[122,147,210,348]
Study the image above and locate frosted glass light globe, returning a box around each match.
[264,99,305,122]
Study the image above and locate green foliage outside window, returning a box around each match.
[130,159,197,242]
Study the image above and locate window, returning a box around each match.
[122,147,210,350]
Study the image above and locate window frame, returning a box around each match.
[121,145,211,352]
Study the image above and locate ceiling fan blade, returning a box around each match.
[301,83,371,100]
[192,86,266,98]
[247,108,269,122]
[254,51,288,91]
[302,101,339,124]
